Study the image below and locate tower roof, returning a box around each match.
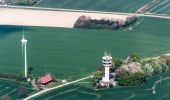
[102,51,112,60]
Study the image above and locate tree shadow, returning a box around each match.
[0,25,21,39]
[0,25,21,33]
[28,66,34,75]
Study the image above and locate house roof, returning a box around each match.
[41,74,53,84]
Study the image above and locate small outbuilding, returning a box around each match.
[40,74,53,85]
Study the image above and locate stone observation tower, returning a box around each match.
[102,52,112,82]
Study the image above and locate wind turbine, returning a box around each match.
[21,28,28,78]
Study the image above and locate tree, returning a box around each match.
[113,59,123,69]
[130,53,141,62]
[91,71,103,86]
[116,68,128,77]
[28,66,34,75]
[160,62,169,72]
[159,55,170,69]
[151,60,162,74]
[142,63,154,76]
[18,86,28,98]
[117,72,146,86]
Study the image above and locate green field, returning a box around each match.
[35,0,150,13]
[35,0,170,15]
[0,17,170,81]
[0,79,34,99]
[32,72,170,100]
[146,0,170,15]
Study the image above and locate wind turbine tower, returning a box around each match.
[21,31,28,78]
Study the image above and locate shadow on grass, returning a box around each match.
[0,25,21,33]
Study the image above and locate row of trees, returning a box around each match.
[0,73,26,82]
[116,54,170,86]
[141,56,170,77]
[74,15,137,30]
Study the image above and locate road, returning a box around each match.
[23,75,93,100]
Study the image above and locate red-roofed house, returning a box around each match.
[40,74,53,84]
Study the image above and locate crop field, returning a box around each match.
[35,0,150,13]
[32,71,170,100]
[0,17,170,81]
[0,79,34,99]
[146,0,170,15]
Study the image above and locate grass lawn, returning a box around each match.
[0,17,170,80]
[35,0,150,13]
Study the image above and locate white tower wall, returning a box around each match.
[102,52,112,83]
[102,66,110,82]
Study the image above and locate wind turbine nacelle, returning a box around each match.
[21,39,27,43]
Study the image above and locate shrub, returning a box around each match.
[130,53,141,62]
[117,72,146,86]
[91,71,103,86]
[113,59,123,69]
[151,60,162,74]
[18,86,28,98]
[142,63,154,76]
[160,62,169,72]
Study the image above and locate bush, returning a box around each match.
[116,68,129,77]
[91,71,103,86]
[113,59,123,69]
[18,86,28,98]
[159,55,170,69]
[117,72,146,86]
[151,60,162,74]
[160,62,169,72]
[130,53,141,62]
[142,63,154,76]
